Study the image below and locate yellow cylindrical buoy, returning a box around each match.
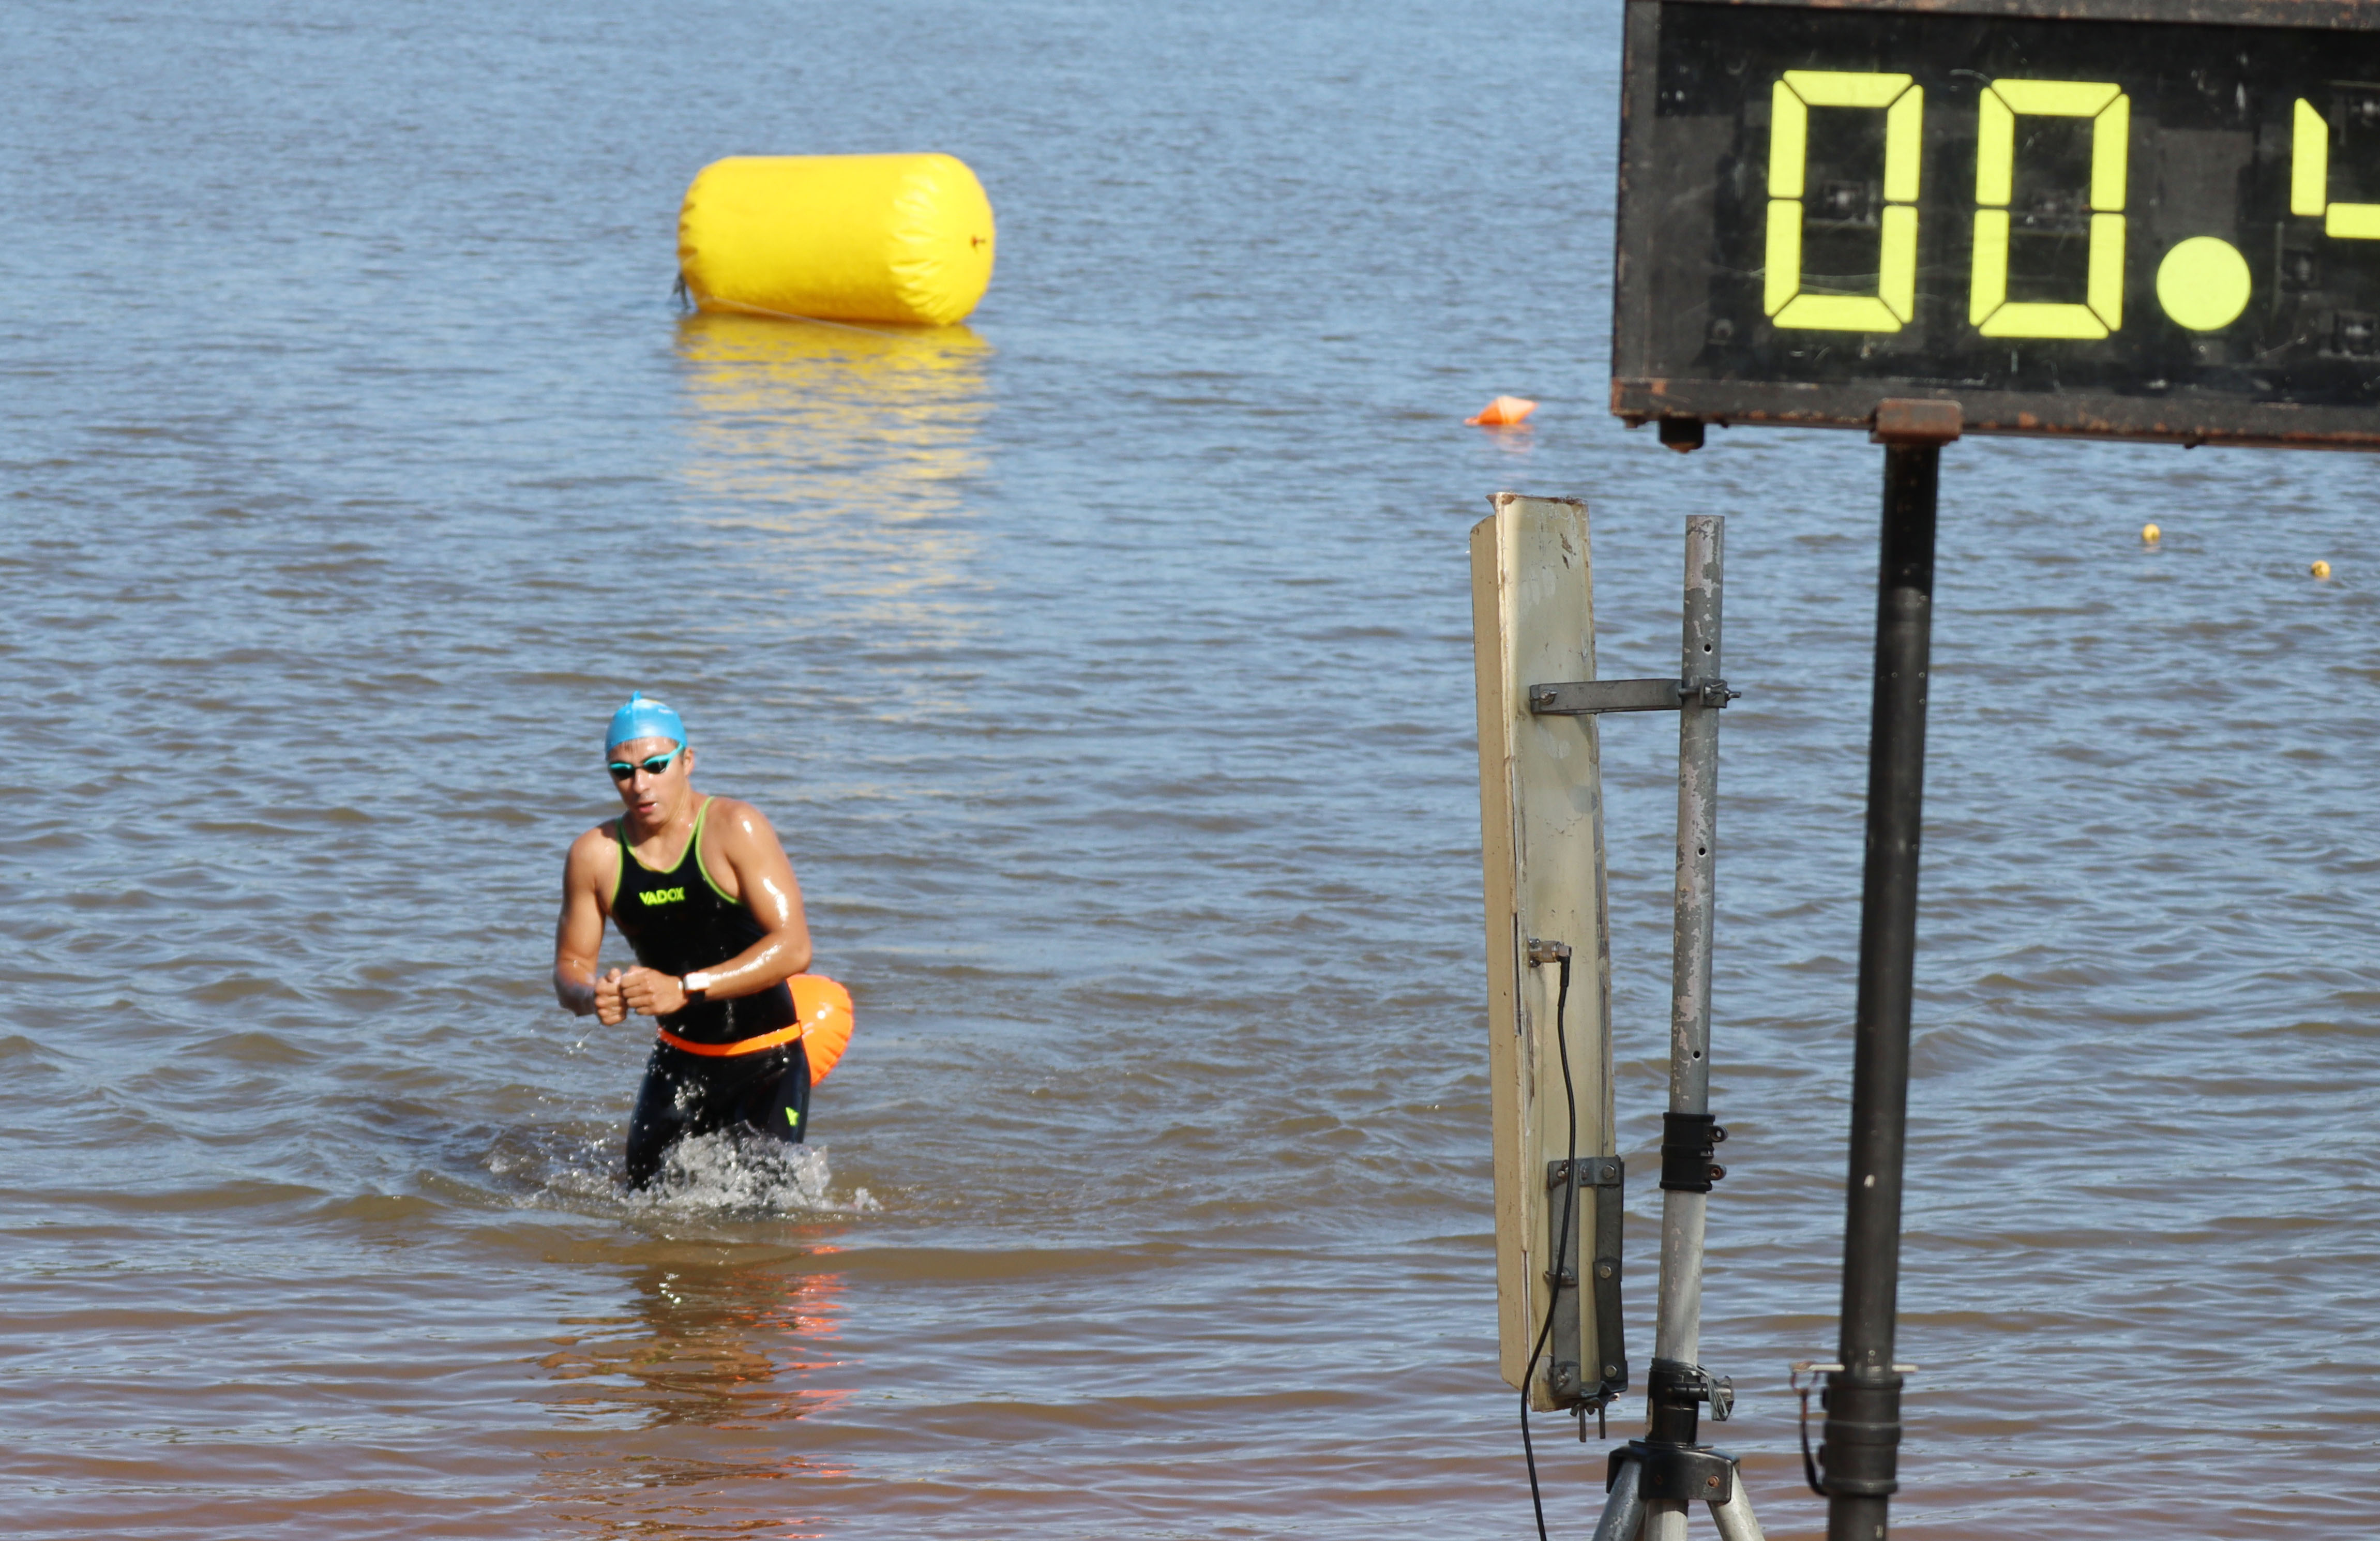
[2142,522,2161,544]
[678,154,996,326]
[2312,559,2332,578]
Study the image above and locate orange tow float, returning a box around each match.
[653,974,856,1081]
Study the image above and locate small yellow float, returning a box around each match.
[677,154,996,326]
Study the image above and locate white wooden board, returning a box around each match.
[1470,493,1617,1407]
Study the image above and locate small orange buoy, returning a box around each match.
[2311,559,2332,579]
[1467,395,1537,427]
[2142,522,2161,544]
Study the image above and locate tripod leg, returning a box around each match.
[1706,1487,1769,1541]
[1590,1456,1646,1541]
[1644,1499,1689,1541]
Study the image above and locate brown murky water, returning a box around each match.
[6,2,2377,1536]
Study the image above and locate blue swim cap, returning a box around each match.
[605,691,687,752]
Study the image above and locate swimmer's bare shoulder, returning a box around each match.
[563,820,624,911]
[566,813,623,884]
[697,797,804,921]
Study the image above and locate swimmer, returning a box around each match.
[553,693,817,1188]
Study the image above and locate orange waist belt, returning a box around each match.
[655,974,855,1082]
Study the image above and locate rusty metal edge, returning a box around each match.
[1872,398,1965,443]
[1651,0,2380,33]
[1613,378,2380,449]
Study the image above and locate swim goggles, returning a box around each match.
[607,747,686,780]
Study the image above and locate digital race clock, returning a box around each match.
[1611,0,2380,446]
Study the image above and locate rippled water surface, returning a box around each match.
[6,2,2378,1536]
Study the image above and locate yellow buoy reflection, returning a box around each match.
[676,311,989,513]
[674,311,991,633]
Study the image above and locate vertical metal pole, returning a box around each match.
[1646,516,1723,1541]
[1824,444,1938,1541]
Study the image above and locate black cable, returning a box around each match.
[1520,948,1577,1541]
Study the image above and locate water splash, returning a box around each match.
[628,1132,879,1217]
[484,1125,879,1217]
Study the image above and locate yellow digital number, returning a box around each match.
[1969,79,2128,338]
[2292,97,2380,238]
[1765,71,1923,331]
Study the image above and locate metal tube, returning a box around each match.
[1652,515,1723,1367]
[1670,515,1723,1121]
[1825,445,1938,1541]
[1708,1489,1770,1541]
[1591,1458,1646,1541]
[1645,517,1724,1541]
[1650,1190,1707,1365]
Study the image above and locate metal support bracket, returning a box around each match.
[1543,1155,1628,1408]
[1543,1157,1584,1406]
[1608,1439,1738,1506]
[1588,1156,1626,1404]
[1616,1357,1744,1505]
[1870,397,1962,445]
[1528,677,1739,716]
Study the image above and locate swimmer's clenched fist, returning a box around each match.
[582,964,688,1026]
[551,693,820,1187]
[590,967,627,1026]
[581,958,695,1024]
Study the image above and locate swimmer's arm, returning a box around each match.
[619,799,811,1015]
[554,827,626,1023]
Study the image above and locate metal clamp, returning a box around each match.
[1527,678,1739,716]
[1647,1356,1735,1429]
[1612,1439,1737,1506]
[1790,1361,1918,1497]
[1659,1110,1727,1192]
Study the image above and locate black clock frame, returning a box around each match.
[1612,0,2380,447]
